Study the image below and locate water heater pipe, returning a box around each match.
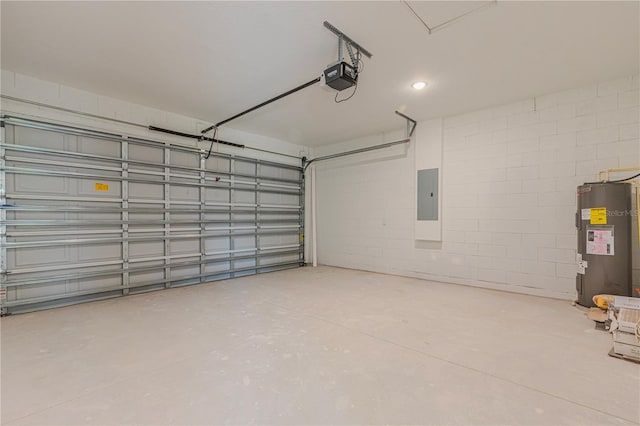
[596,166,640,248]
[598,166,640,182]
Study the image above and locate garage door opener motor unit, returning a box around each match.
[323,62,358,91]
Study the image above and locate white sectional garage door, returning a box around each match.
[0,116,304,315]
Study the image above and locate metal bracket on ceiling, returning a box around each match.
[323,21,372,69]
[395,110,417,138]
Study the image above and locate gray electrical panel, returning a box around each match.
[417,168,438,221]
[576,182,633,307]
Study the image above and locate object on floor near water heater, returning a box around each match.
[576,182,633,307]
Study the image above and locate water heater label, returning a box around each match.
[589,207,607,224]
[581,209,591,220]
[586,227,614,256]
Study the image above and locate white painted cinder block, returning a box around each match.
[535,85,597,110]
[490,99,535,119]
[556,234,577,250]
[575,94,618,117]
[507,166,538,181]
[619,123,639,140]
[576,126,619,146]
[507,111,540,128]
[597,107,640,128]
[597,76,635,97]
[618,90,640,108]
[315,74,639,300]
[557,115,597,134]
[415,118,443,241]
[520,260,556,277]
[597,140,639,160]
[538,248,576,264]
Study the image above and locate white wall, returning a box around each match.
[315,75,640,300]
[0,70,308,166]
[414,118,443,241]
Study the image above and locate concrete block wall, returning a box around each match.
[314,75,640,300]
[0,70,307,166]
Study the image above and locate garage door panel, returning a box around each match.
[204,237,230,253]
[14,127,64,149]
[10,210,66,221]
[1,117,303,315]
[260,164,300,182]
[260,234,299,247]
[261,212,299,221]
[172,211,200,221]
[170,151,198,168]
[129,241,164,258]
[205,262,232,274]
[171,265,200,279]
[205,188,231,203]
[82,200,122,209]
[78,243,121,262]
[130,144,163,163]
[15,282,68,301]
[10,174,69,194]
[76,276,122,292]
[13,246,70,268]
[204,157,231,173]
[129,269,165,286]
[259,193,300,206]
[232,191,256,204]
[232,258,256,269]
[170,238,199,255]
[77,136,120,157]
[233,161,255,175]
[129,182,163,199]
[75,211,121,221]
[129,212,165,221]
[7,149,62,164]
[205,213,232,223]
[232,235,256,250]
[263,252,299,265]
[170,185,199,201]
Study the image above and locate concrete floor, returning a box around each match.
[1,266,639,425]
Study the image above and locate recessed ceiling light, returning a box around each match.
[412,81,427,90]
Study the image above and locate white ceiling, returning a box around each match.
[1,1,638,146]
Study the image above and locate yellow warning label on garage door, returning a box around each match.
[590,207,607,225]
[94,183,109,192]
